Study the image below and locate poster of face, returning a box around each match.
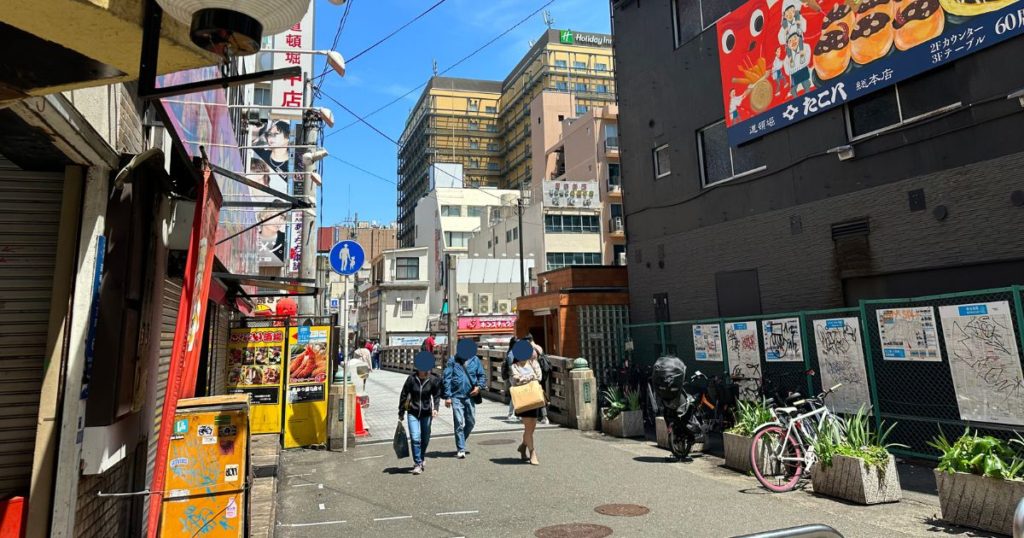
[716,0,1024,145]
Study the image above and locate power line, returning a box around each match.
[329,155,396,185]
[319,92,400,145]
[347,0,449,64]
[313,0,354,93]
[324,0,556,138]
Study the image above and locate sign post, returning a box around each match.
[329,240,364,452]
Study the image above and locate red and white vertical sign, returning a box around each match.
[271,0,314,120]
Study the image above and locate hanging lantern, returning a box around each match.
[155,0,310,55]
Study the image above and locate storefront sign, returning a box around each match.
[284,325,331,448]
[226,327,285,433]
[558,29,613,47]
[271,4,314,120]
[542,180,599,209]
[458,315,517,332]
[717,0,1024,146]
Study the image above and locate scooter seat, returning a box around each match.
[775,407,799,417]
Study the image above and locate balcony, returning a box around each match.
[609,217,625,236]
[607,183,622,197]
[604,137,620,156]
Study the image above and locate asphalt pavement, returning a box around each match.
[273,425,997,538]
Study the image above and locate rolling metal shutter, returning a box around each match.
[206,306,231,396]
[0,157,63,498]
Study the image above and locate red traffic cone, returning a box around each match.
[353,399,369,437]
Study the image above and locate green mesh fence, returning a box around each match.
[622,286,1024,460]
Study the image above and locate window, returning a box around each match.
[608,163,621,186]
[469,139,480,150]
[846,65,960,139]
[401,300,414,318]
[672,0,735,47]
[467,206,483,217]
[513,227,519,240]
[488,162,499,171]
[506,229,513,242]
[596,84,608,94]
[555,81,568,92]
[487,142,500,151]
[613,245,627,266]
[653,144,671,179]
[445,231,471,248]
[485,105,497,113]
[698,120,766,186]
[611,204,623,219]
[554,59,568,68]
[546,252,602,270]
[605,124,619,149]
[575,82,588,92]
[576,104,588,116]
[468,120,479,131]
[487,124,498,133]
[395,257,419,280]
[573,61,587,70]
[469,158,480,169]
[468,101,479,112]
[440,205,462,217]
[544,214,600,233]
[596,63,608,71]
[253,87,271,106]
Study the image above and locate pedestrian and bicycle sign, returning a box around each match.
[329,240,364,276]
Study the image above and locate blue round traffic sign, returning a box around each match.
[329,240,364,276]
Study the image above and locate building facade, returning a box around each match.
[397,29,617,247]
[358,247,431,345]
[612,0,1024,324]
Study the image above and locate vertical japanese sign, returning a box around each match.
[226,328,286,433]
[717,0,1024,145]
[284,325,331,448]
[271,2,314,121]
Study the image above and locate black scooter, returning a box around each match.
[650,356,710,460]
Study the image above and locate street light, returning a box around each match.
[261,49,347,77]
[303,149,329,167]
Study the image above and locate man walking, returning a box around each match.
[371,339,381,370]
[443,339,485,459]
[422,332,436,353]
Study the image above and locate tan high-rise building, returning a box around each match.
[397,29,615,247]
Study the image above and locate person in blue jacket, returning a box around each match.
[443,339,486,459]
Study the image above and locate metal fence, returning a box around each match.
[623,286,1024,459]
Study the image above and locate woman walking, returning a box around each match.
[398,352,444,475]
[509,340,544,465]
[503,337,518,421]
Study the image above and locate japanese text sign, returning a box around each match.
[271,2,314,120]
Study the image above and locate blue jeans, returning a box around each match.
[451,397,476,452]
[406,415,432,465]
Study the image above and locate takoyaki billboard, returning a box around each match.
[718,0,1024,145]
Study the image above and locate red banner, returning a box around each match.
[147,166,223,537]
[458,316,517,332]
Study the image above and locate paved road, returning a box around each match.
[356,368,556,444]
[274,426,994,538]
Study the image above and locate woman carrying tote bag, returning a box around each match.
[509,339,545,466]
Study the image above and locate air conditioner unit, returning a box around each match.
[613,217,624,232]
[497,300,512,314]
[459,294,471,307]
[617,252,627,266]
[609,184,622,193]
[477,293,493,314]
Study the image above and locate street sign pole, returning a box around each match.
[328,240,363,454]
[341,273,349,453]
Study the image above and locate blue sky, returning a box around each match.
[310,0,611,227]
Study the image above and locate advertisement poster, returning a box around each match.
[285,325,331,448]
[226,328,285,434]
[726,321,762,400]
[762,317,804,362]
[938,301,1024,425]
[877,306,942,361]
[717,0,1024,145]
[542,180,599,209]
[693,323,725,361]
[812,317,871,414]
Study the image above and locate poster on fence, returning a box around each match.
[812,318,871,415]
[693,324,724,362]
[763,318,803,362]
[938,301,1024,426]
[726,321,761,400]
[877,307,942,361]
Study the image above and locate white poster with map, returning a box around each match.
[726,321,761,401]
[812,318,871,415]
[938,301,1024,426]
[693,324,724,362]
[762,318,804,362]
[877,307,942,361]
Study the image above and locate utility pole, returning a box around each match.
[446,253,458,353]
[299,75,318,315]
[516,196,526,297]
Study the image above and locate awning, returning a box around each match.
[212,272,318,298]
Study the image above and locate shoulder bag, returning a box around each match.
[510,380,546,413]
[456,362,483,404]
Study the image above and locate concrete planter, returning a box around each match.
[655,417,669,449]
[811,454,901,505]
[723,432,756,473]
[601,409,643,438]
[935,470,1024,536]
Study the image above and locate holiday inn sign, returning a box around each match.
[559,29,613,47]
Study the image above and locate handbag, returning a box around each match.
[537,354,553,375]
[393,420,410,459]
[510,380,546,413]
[457,362,483,404]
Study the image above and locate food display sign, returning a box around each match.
[284,326,331,448]
[717,0,1024,145]
[226,328,285,433]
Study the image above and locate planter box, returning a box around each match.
[812,454,901,505]
[655,417,669,449]
[935,470,1024,536]
[724,432,756,473]
[601,409,643,438]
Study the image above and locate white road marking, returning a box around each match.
[318,503,325,511]
[277,520,347,527]
[318,484,323,489]
[436,510,478,516]
[373,515,413,522]
[354,455,384,461]
[286,472,314,478]
[291,483,317,488]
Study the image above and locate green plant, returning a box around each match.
[928,428,1024,480]
[602,387,626,420]
[623,386,641,411]
[814,406,905,469]
[727,399,774,437]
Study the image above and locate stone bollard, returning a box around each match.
[328,382,356,450]
[569,359,598,431]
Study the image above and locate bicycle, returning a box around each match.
[748,383,846,492]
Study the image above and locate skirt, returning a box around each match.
[515,407,542,419]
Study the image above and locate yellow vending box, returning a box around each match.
[159,394,250,537]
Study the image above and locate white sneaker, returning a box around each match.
[457,451,466,459]
[506,413,515,420]
[541,417,550,425]
[411,464,422,475]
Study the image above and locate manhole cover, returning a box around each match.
[479,438,516,446]
[534,523,613,538]
[594,504,650,517]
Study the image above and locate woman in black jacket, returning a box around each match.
[399,354,444,475]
